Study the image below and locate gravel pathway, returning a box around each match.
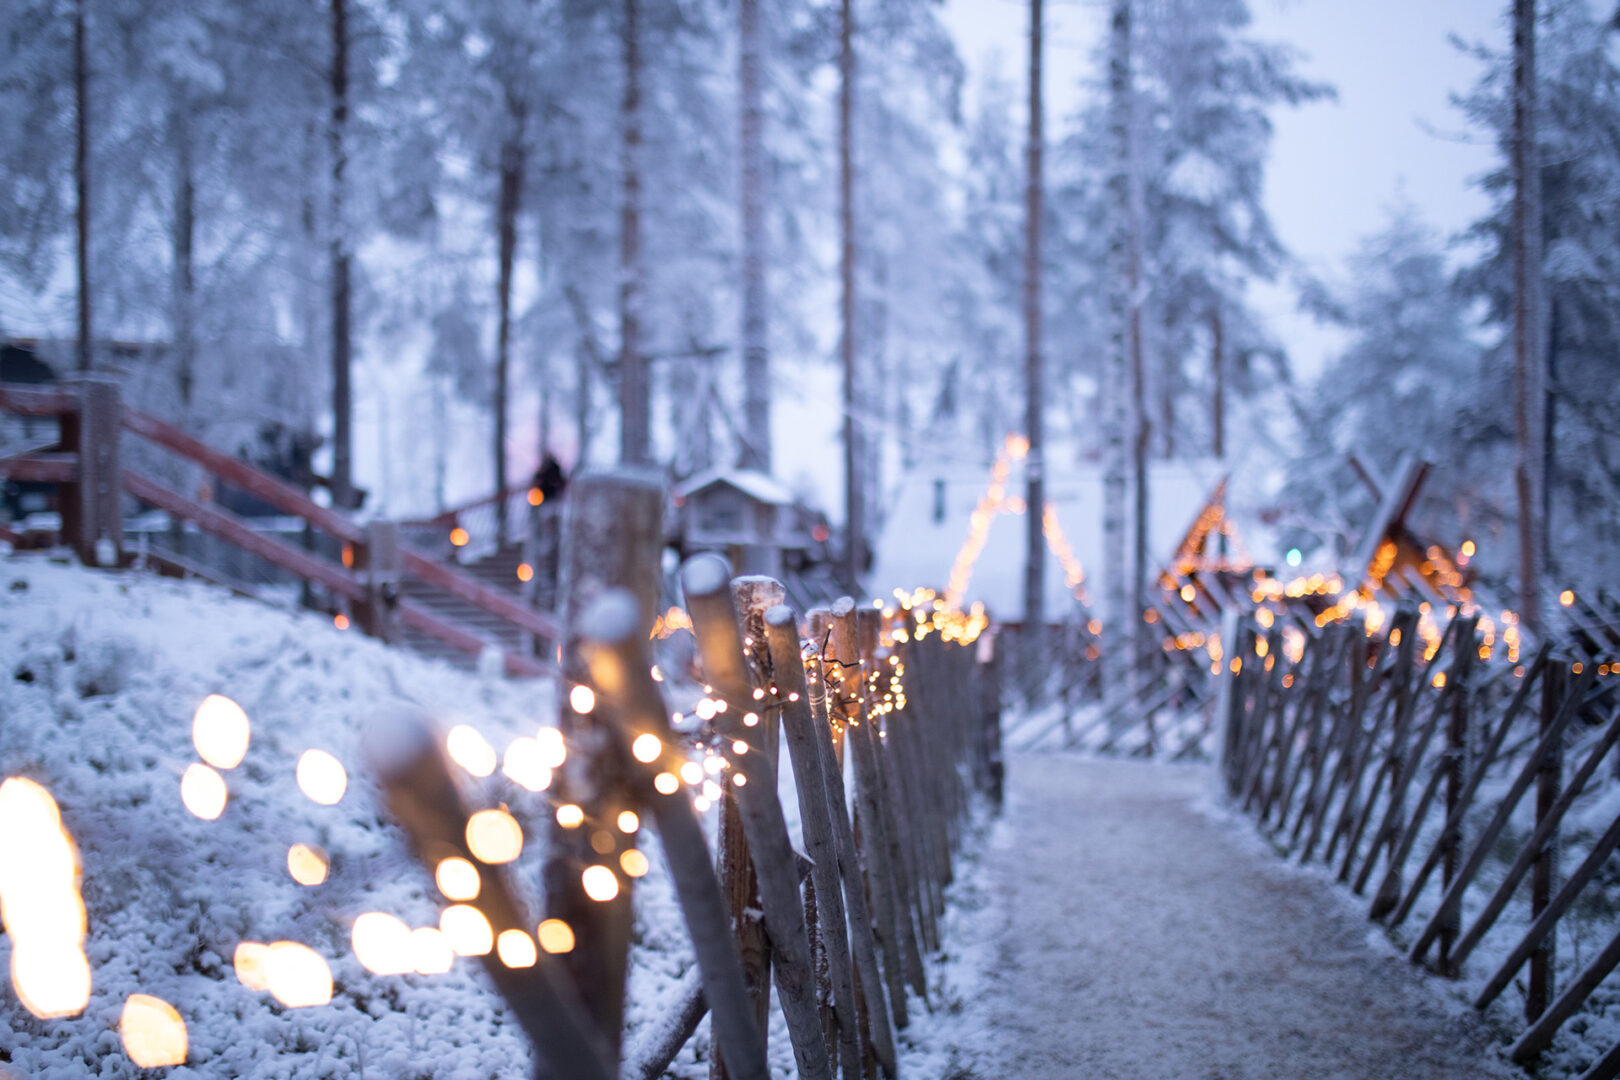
[950,753,1520,1080]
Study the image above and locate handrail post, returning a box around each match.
[355,521,401,643]
[59,376,123,567]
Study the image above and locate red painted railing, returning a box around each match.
[0,380,557,676]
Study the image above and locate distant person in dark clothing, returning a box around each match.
[533,453,567,504]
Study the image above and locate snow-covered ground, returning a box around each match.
[0,553,964,1078]
[913,752,1526,1079]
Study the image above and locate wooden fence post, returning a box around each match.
[764,602,876,1079]
[364,711,615,1080]
[59,376,122,567]
[576,590,769,1080]
[711,578,780,1080]
[354,520,400,643]
[682,555,834,1080]
[541,469,665,1075]
[1528,660,1568,1019]
[803,609,900,1073]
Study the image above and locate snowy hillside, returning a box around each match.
[0,555,715,1078]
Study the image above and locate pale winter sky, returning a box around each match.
[939,0,1505,379]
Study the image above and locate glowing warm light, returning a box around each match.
[180,763,228,821]
[286,843,329,887]
[440,905,494,957]
[703,755,725,776]
[536,728,567,769]
[702,780,722,802]
[631,733,662,763]
[497,930,537,968]
[693,795,712,813]
[732,774,747,788]
[435,857,481,901]
[616,810,639,833]
[233,942,271,990]
[501,737,552,792]
[447,725,497,778]
[351,913,413,975]
[192,694,250,770]
[679,761,704,786]
[334,614,350,631]
[537,919,575,954]
[555,804,585,829]
[266,942,332,1007]
[581,865,620,902]
[694,697,719,722]
[743,712,760,727]
[120,994,187,1067]
[732,740,748,756]
[517,562,534,582]
[466,809,523,864]
[1561,590,1576,607]
[569,685,596,714]
[653,772,679,795]
[528,487,544,506]
[619,849,650,878]
[1433,673,1447,688]
[450,527,470,547]
[410,927,454,975]
[1179,584,1196,603]
[296,750,347,806]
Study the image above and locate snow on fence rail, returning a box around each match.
[1222,607,1620,1078]
[0,377,559,675]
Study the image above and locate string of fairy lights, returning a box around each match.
[0,590,985,1069]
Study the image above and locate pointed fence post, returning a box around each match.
[541,468,664,1074]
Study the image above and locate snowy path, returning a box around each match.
[939,753,1519,1080]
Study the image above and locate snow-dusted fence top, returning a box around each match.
[1221,609,1620,1078]
[0,378,559,676]
[366,470,1004,1079]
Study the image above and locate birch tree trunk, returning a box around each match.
[1512,0,1546,631]
[495,94,526,528]
[618,0,649,466]
[328,0,355,508]
[739,0,770,473]
[75,0,91,373]
[1023,0,1046,684]
[839,0,862,589]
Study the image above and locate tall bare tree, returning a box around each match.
[618,0,649,466]
[74,0,90,372]
[1512,0,1546,630]
[840,0,861,588]
[328,0,354,507]
[739,0,770,473]
[494,92,526,523]
[1102,0,1141,691]
[1023,0,1046,667]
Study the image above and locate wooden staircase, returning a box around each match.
[399,545,549,669]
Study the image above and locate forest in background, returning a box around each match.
[3,0,1619,623]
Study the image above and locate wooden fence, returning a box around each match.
[0,377,559,675]
[1222,607,1620,1079]
[371,471,1004,1080]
